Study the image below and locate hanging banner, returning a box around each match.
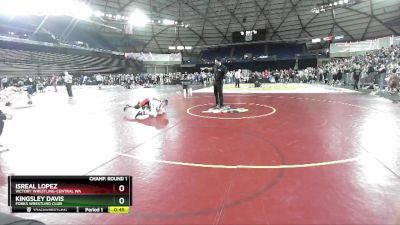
[124,52,182,64]
[330,35,399,57]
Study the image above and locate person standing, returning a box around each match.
[26,77,36,105]
[79,75,84,86]
[378,64,387,90]
[234,69,241,88]
[51,74,58,92]
[353,64,361,90]
[332,69,342,86]
[96,74,103,89]
[213,58,228,109]
[331,66,337,86]
[1,76,8,89]
[337,69,343,85]
[0,110,12,152]
[387,69,399,93]
[324,69,329,84]
[64,72,73,99]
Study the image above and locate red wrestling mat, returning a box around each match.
[1,89,400,225]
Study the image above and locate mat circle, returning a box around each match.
[187,103,277,120]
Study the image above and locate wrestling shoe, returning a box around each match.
[0,146,9,153]
[134,103,141,109]
[5,102,11,106]
[135,111,143,119]
[123,104,131,112]
[27,101,33,105]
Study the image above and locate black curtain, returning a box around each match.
[298,58,317,69]
[197,59,297,72]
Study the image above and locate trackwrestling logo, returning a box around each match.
[202,106,249,114]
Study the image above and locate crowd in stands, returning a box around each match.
[0,45,398,93]
[317,45,400,90]
[0,73,208,90]
[205,44,400,91]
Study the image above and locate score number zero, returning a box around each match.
[117,184,127,205]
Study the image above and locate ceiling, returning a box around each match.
[85,0,400,55]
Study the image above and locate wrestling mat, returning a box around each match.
[202,105,249,114]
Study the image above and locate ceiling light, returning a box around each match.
[128,9,150,27]
[335,35,344,40]
[93,10,104,17]
[163,19,175,25]
[57,0,93,19]
[312,38,321,43]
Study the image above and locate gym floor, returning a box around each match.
[1,84,400,225]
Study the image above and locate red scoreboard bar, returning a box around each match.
[8,176,132,213]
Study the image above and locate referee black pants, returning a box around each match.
[235,78,240,88]
[354,77,360,90]
[66,83,73,97]
[0,112,7,136]
[214,82,223,107]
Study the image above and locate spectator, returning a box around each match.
[64,72,73,99]
[234,69,241,88]
[51,74,58,92]
[353,64,362,90]
[96,74,103,89]
[1,76,8,89]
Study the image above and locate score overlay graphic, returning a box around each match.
[8,176,132,213]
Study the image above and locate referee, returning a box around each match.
[0,110,12,152]
[213,57,228,109]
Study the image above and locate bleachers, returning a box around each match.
[30,33,58,44]
[0,17,116,51]
[233,44,265,58]
[0,47,138,75]
[269,43,305,58]
[201,47,232,60]
[201,43,310,62]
